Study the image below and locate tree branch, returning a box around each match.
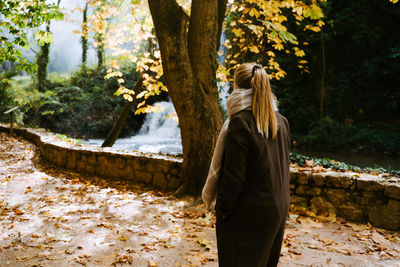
[30,47,38,55]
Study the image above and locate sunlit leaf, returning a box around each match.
[249,45,260,53]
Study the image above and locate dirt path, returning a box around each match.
[0,132,399,267]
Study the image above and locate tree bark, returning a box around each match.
[320,29,326,122]
[36,0,61,92]
[36,22,50,92]
[96,33,104,70]
[102,76,144,147]
[148,0,227,196]
[81,2,88,68]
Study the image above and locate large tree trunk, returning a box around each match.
[102,76,143,147]
[148,0,227,196]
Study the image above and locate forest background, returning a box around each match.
[1,0,399,177]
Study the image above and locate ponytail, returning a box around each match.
[234,63,278,138]
[251,66,277,138]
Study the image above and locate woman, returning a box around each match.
[202,63,291,267]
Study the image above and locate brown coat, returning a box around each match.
[215,110,291,267]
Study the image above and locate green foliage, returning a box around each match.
[34,31,54,47]
[220,0,399,159]
[291,117,400,157]
[5,75,56,126]
[290,152,400,177]
[55,133,83,144]
[39,67,142,138]
[0,70,24,123]
[0,66,145,138]
[0,0,63,72]
[273,0,400,158]
[223,0,324,80]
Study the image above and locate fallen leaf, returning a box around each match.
[346,222,366,232]
[197,238,213,250]
[65,248,74,254]
[289,249,302,255]
[148,260,158,267]
[14,208,23,215]
[371,232,390,247]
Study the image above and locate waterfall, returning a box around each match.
[130,101,182,155]
[84,81,229,155]
[137,102,180,138]
[84,101,182,155]
[218,81,230,114]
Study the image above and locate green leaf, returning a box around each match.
[278,31,297,44]
[42,110,55,116]
[304,4,324,20]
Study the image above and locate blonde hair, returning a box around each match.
[233,62,278,138]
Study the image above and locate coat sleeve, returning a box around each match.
[215,116,250,219]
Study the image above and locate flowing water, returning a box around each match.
[83,101,182,155]
[83,82,230,156]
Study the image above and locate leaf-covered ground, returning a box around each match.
[0,132,399,266]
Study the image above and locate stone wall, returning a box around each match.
[290,169,400,230]
[1,124,399,230]
[0,125,182,192]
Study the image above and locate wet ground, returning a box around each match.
[0,132,399,266]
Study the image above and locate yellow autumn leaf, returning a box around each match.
[249,45,260,53]
[123,94,133,102]
[295,6,303,16]
[104,71,123,79]
[137,100,146,108]
[273,43,284,50]
[294,48,305,57]
[276,69,287,79]
[246,24,264,37]
[249,8,260,18]
[317,20,325,27]
[74,6,83,13]
[134,106,147,115]
[136,91,147,99]
[233,52,241,58]
[304,25,321,32]
[110,60,120,69]
[232,28,244,37]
